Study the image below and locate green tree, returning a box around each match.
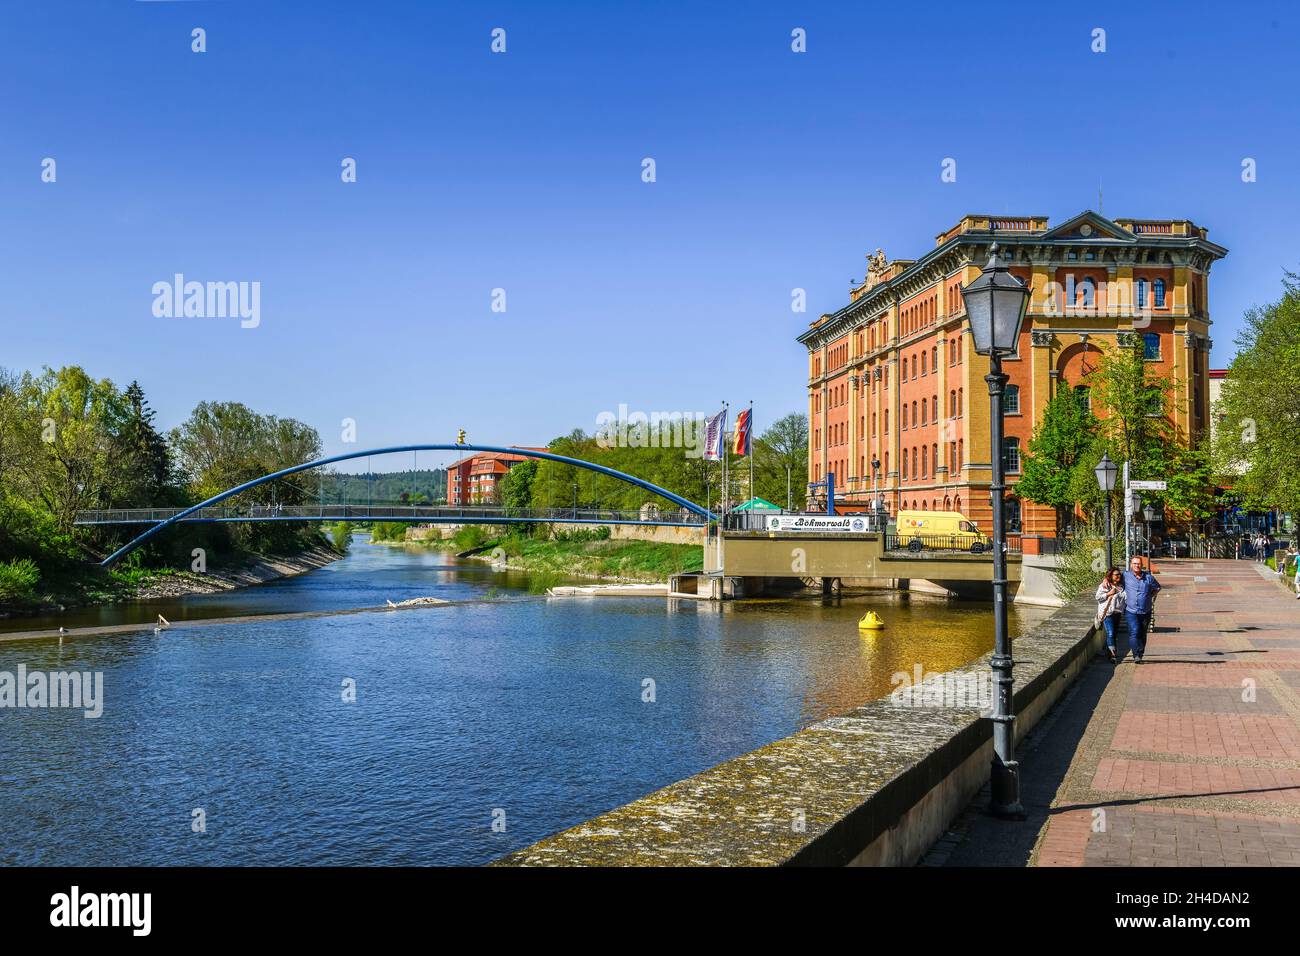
[1212,272,1300,517]
[1013,382,1098,532]
[115,381,173,507]
[10,366,130,536]
[754,412,808,509]
[500,459,537,516]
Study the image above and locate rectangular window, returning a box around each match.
[1002,438,1021,473]
[1004,384,1020,414]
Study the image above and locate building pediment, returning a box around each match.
[1038,210,1135,243]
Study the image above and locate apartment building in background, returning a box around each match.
[446,448,547,505]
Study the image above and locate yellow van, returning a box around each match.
[894,511,991,553]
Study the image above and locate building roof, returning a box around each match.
[798,210,1228,349]
[447,447,549,469]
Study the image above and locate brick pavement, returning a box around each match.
[931,559,1300,867]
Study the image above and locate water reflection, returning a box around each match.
[0,537,1055,865]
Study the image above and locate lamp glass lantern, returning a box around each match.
[961,243,1030,356]
[1094,452,1118,492]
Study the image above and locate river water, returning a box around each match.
[0,536,1053,865]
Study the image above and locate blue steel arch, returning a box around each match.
[99,444,715,567]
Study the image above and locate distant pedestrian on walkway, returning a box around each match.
[1122,556,1162,663]
[1291,549,1300,600]
[1095,567,1127,663]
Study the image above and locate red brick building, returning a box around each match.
[799,211,1227,535]
[446,448,547,505]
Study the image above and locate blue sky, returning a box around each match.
[3,0,1297,469]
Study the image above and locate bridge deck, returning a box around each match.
[74,504,706,527]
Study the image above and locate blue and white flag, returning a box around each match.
[702,409,727,461]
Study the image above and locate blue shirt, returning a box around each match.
[1122,569,1161,614]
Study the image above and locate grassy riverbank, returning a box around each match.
[370,523,704,587]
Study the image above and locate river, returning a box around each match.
[0,536,1054,865]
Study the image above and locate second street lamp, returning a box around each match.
[1095,452,1118,568]
[961,242,1030,819]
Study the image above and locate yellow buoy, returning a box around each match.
[858,610,885,630]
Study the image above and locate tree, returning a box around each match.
[1212,272,1300,518]
[1086,339,1172,482]
[1013,382,1098,532]
[115,381,173,506]
[500,459,537,516]
[1083,338,1212,524]
[754,412,808,508]
[10,366,129,536]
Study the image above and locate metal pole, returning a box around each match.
[987,353,1023,818]
[1104,493,1113,569]
[786,465,791,512]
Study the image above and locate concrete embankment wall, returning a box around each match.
[496,594,1101,867]
[540,522,706,546]
[404,523,704,546]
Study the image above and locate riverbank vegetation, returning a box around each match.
[0,364,340,612]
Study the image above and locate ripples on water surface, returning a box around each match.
[0,538,1053,865]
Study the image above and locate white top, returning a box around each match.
[1095,580,1127,615]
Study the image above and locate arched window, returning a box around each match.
[922,445,928,477]
[954,495,961,513]
[932,345,938,370]
[933,443,938,474]
[1078,277,1095,308]
[1154,278,1166,308]
[912,447,918,477]
[884,409,889,433]
[1074,385,1091,412]
[1143,332,1161,360]
[1004,384,1020,414]
[957,388,963,416]
[921,351,927,376]
[1136,278,1148,309]
[921,398,928,424]
[949,389,956,417]
[902,449,908,479]
[911,401,918,427]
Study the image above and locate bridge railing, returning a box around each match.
[73,504,708,526]
[884,532,1015,555]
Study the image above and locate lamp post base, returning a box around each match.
[989,759,1025,820]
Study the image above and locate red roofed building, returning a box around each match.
[446,448,548,505]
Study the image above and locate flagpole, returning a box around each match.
[748,400,754,506]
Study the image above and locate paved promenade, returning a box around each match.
[931,558,1300,867]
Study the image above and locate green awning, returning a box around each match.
[733,497,781,512]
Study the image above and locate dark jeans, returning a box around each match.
[1124,610,1152,657]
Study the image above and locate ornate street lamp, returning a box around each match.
[961,242,1030,819]
[1095,452,1118,568]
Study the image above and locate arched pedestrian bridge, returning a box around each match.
[78,444,714,567]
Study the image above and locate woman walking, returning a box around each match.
[1095,567,1127,662]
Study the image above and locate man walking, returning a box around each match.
[1122,555,1162,663]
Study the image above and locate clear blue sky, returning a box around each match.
[3,0,1297,468]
